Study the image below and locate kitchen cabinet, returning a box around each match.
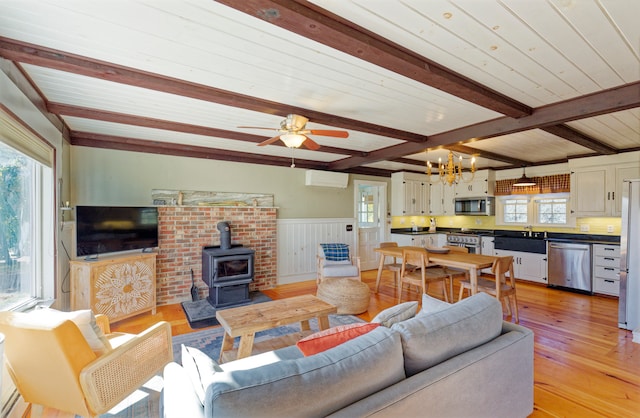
[427,233,447,247]
[570,160,639,217]
[454,170,495,198]
[592,244,620,296]
[390,233,414,247]
[391,172,429,216]
[480,236,495,274]
[428,180,456,215]
[389,233,446,248]
[493,249,547,284]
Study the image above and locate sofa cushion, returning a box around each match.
[371,301,418,327]
[391,292,503,376]
[204,326,405,418]
[320,243,350,261]
[181,345,223,406]
[296,322,380,356]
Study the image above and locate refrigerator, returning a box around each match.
[619,179,640,331]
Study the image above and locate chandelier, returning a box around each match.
[426,150,476,186]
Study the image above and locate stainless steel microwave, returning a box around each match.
[454,197,495,216]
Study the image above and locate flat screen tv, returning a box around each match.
[76,206,159,257]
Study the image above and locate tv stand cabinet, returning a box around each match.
[70,252,157,323]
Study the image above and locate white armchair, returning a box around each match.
[316,243,361,284]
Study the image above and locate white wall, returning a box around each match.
[71,146,389,219]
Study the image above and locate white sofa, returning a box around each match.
[162,293,534,418]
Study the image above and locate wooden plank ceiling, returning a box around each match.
[0,0,638,176]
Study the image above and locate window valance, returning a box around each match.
[495,173,570,195]
[0,106,54,167]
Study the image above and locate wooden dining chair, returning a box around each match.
[378,242,414,291]
[458,255,519,323]
[442,245,470,297]
[398,248,450,303]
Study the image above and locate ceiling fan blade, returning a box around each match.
[301,136,321,150]
[257,135,282,147]
[309,129,349,138]
[238,126,277,131]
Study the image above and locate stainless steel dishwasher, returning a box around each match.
[547,242,592,293]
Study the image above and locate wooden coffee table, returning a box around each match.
[215,294,338,362]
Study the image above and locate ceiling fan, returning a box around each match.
[239,114,349,150]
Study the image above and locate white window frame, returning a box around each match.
[533,194,574,227]
[496,196,531,226]
[0,110,55,312]
[496,193,575,228]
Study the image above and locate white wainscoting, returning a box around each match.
[277,218,357,284]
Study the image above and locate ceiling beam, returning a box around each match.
[70,131,392,176]
[71,131,330,169]
[0,37,425,144]
[215,0,531,118]
[444,144,530,166]
[0,59,67,137]
[329,82,640,170]
[47,102,356,156]
[540,125,617,155]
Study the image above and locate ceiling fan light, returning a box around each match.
[513,168,537,187]
[280,133,306,148]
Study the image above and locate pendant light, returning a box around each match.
[513,167,536,187]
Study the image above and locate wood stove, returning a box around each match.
[202,245,255,308]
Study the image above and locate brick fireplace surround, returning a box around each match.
[155,206,277,306]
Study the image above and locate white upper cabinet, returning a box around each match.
[570,154,640,217]
[428,179,456,216]
[454,170,495,198]
[391,172,429,216]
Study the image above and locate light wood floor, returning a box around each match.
[44,269,640,417]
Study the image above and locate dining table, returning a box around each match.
[373,246,498,297]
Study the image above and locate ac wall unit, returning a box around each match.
[305,170,349,188]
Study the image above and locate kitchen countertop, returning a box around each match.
[390,228,620,245]
[390,227,480,235]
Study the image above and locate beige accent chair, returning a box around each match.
[317,244,361,284]
[0,311,173,417]
[398,248,451,303]
[458,255,519,323]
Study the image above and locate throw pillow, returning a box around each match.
[12,308,112,355]
[320,243,350,261]
[417,293,451,316]
[391,293,502,376]
[371,301,418,327]
[296,322,380,356]
[182,345,223,406]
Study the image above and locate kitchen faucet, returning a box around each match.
[524,225,533,237]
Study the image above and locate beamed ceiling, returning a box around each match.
[1,0,639,176]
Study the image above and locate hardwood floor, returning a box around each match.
[45,269,640,417]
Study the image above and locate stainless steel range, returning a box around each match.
[446,230,493,254]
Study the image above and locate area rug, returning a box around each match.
[181,291,271,329]
[172,314,365,365]
[76,375,163,418]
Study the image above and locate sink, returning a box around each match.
[494,236,546,254]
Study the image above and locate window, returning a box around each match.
[502,198,529,224]
[358,188,377,226]
[0,117,55,311]
[497,194,573,227]
[536,198,568,225]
